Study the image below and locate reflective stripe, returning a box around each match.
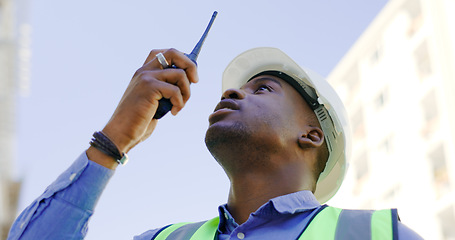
[335,209,374,239]
[153,222,191,240]
[298,207,342,239]
[189,217,219,240]
[152,207,396,240]
[371,209,393,240]
[300,207,394,240]
[166,221,207,240]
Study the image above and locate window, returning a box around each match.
[342,66,361,103]
[438,205,455,240]
[345,66,360,90]
[353,151,369,195]
[403,0,423,37]
[383,184,401,203]
[421,89,439,122]
[420,89,439,137]
[370,45,383,65]
[355,151,369,181]
[378,134,394,155]
[374,87,389,110]
[351,107,366,139]
[414,40,432,80]
[403,0,422,19]
[429,144,450,198]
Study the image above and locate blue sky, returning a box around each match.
[16,1,388,239]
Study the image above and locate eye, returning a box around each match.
[254,85,273,93]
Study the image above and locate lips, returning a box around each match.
[213,99,240,112]
[208,99,240,124]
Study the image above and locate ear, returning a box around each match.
[298,126,324,149]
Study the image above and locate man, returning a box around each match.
[8,47,423,239]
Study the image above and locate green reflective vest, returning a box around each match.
[152,206,399,240]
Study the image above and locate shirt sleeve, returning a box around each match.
[7,152,115,240]
[133,228,162,240]
[398,222,425,240]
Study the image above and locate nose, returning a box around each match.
[221,88,246,100]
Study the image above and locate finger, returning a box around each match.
[142,48,183,70]
[140,68,191,103]
[142,49,167,66]
[151,80,185,115]
[163,49,199,84]
[143,49,199,84]
[136,70,186,112]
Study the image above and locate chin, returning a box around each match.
[205,121,250,153]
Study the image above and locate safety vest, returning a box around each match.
[151,206,399,240]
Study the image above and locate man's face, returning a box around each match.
[205,74,314,168]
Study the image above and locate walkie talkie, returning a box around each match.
[153,11,218,119]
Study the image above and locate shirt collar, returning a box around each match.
[217,190,320,231]
[268,190,320,214]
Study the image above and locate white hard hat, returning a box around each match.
[222,47,351,203]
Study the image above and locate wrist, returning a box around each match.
[88,131,129,170]
[101,125,135,153]
[86,146,119,170]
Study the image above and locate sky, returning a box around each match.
[15,0,388,239]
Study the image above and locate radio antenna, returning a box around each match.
[185,11,218,63]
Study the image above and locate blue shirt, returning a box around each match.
[8,153,423,239]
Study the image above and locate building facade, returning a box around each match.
[0,0,29,238]
[327,0,455,239]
